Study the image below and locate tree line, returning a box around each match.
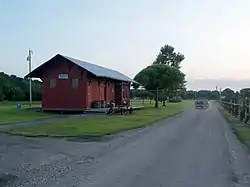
[219,88,250,102]
[0,72,42,101]
[130,89,220,100]
[131,88,250,102]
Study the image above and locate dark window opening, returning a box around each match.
[72,78,79,89]
[49,79,56,88]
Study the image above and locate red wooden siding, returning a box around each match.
[40,57,131,111]
[106,81,115,102]
[42,59,87,110]
[86,79,116,109]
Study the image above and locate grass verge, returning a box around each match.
[7,100,193,137]
[0,102,59,125]
[217,103,250,147]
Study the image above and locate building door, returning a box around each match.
[104,84,107,101]
[99,84,105,101]
[87,83,92,109]
[115,84,122,104]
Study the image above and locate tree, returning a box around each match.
[185,90,197,100]
[0,88,4,101]
[210,90,220,100]
[158,90,168,106]
[197,90,211,98]
[240,88,250,98]
[221,88,235,102]
[134,64,185,107]
[153,45,185,69]
[0,72,42,101]
[14,87,25,101]
[130,89,136,99]
[134,90,154,104]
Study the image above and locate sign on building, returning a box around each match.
[58,74,68,79]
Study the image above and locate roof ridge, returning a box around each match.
[62,55,97,66]
[60,54,138,83]
[62,55,123,73]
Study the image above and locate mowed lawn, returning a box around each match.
[0,101,58,125]
[8,100,193,137]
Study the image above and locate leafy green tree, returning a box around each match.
[130,89,136,99]
[153,45,185,69]
[234,91,240,100]
[185,90,197,100]
[240,88,250,98]
[221,88,235,102]
[197,90,211,98]
[158,90,168,106]
[210,90,220,100]
[135,90,154,104]
[134,64,185,107]
[0,72,42,101]
[14,87,26,101]
[0,88,4,101]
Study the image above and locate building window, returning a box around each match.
[72,78,79,89]
[49,79,56,88]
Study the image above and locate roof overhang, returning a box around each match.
[25,54,63,78]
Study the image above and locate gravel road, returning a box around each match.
[1,102,250,187]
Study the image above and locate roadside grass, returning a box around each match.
[217,103,250,147]
[7,100,193,137]
[0,101,58,125]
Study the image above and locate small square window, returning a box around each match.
[49,79,56,88]
[72,78,79,89]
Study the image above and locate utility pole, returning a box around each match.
[27,49,33,107]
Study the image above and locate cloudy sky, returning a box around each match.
[1,0,250,90]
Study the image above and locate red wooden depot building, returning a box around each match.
[26,54,138,111]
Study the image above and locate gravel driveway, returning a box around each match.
[1,102,250,187]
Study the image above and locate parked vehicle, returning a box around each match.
[195,98,209,109]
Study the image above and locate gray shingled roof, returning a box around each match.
[26,54,138,84]
[63,55,137,83]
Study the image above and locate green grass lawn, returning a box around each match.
[130,99,155,107]
[217,103,250,147]
[0,101,58,125]
[8,100,193,137]
[0,101,41,106]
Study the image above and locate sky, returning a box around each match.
[1,0,250,91]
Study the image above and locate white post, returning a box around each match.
[27,49,33,107]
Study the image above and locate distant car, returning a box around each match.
[195,98,209,109]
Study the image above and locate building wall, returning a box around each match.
[42,58,87,110]
[40,56,131,110]
[122,82,131,105]
[114,81,130,105]
[86,78,115,108]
